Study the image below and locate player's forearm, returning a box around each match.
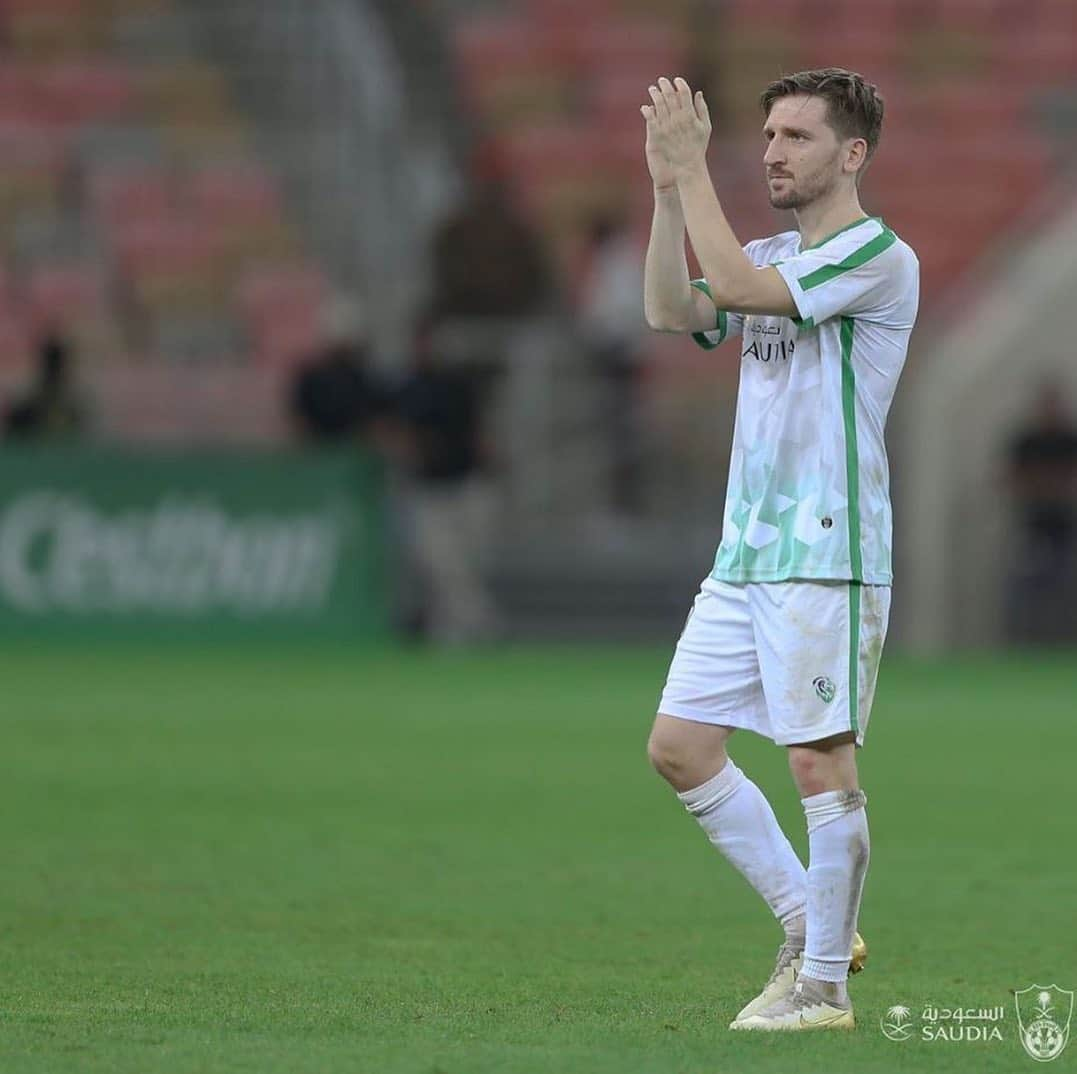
[643,187,695,332]
[675,163,758,311]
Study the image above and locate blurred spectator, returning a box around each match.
[578,208,647,514]
[388,314,498,644]
[4,334,88,440]
[1005,378,1077,643]
[430,147,553,318]
[289,299,388,443]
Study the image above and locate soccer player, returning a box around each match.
[640,69,919,1031]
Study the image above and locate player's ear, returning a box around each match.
[845,137,868,175]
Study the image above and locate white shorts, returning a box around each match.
[658,578,891,747]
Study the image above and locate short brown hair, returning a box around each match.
[761,68,884,162]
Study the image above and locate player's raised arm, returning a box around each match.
[649,77,797,318]
[641,85,725,334]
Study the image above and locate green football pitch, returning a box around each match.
[2,640,1074,1073]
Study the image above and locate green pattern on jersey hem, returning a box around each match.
[799,227,897,291]
[710,566,893,585]
[848,582,861,736]
[689,279,727,348]
[840,316,863,582]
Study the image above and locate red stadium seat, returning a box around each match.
[891,81,1026,129]
[189,168,292,265]
[453,16,565,76]
[114,219,220,269]
[590,70,650,114]
[724,0,809,26]
[39,64,136,127]
[0,66,51,126]
[0,0,86,13]
[237,264,328,319]
[0,122,67,168]
[931,0,1008,25]
[189,167,283,225]
[0,312,33,371]
[238,264,329,367]
[452,15,576,122]
[521,0,616,21]
[500,123,641,185]
[1032,0,1077,32]
[796,31,904,78]
[991,30,1077,81]
[815,0,906,32]
[0,124,66,226]
[25,263,107,334]
[113,219,225,310]
[565,20,686,79]
[2,0,103,58]
[90,168,176,228]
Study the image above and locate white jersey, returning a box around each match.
[691,216,919,585]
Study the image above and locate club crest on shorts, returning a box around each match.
[812,675,837,703]
[1015,985,1072,1062]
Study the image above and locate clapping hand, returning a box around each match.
[640,76,712,185]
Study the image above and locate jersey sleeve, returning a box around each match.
[689,236,781,349]
[773,222,901,328]
[689,278,745,350]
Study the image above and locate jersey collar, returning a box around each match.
[799,215,880,253]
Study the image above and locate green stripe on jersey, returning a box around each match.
[840,316,863,582]
[799,228,897,291]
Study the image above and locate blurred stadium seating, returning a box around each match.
[0,0,1072,642]
[0,0,1071,438]
[448,0,1075,309]
[0,0,331,437]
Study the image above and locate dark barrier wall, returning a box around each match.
[0,448,388,637]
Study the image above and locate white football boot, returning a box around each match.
[729,931,866,1029]
[732,977,855,1031]
[729,940,803,1027]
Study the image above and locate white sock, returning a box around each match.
[800,789,869,989]
[677,760,806,929]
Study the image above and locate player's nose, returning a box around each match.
[763,138,784,165]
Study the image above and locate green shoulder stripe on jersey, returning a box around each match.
[798,227,897,291]
[848,582,861,736]
[840,316,863,582]
[689,279,727,348]
[792,315,816,330]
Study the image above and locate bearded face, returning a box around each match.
[763,95,858,212]
[767,143,844,210]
